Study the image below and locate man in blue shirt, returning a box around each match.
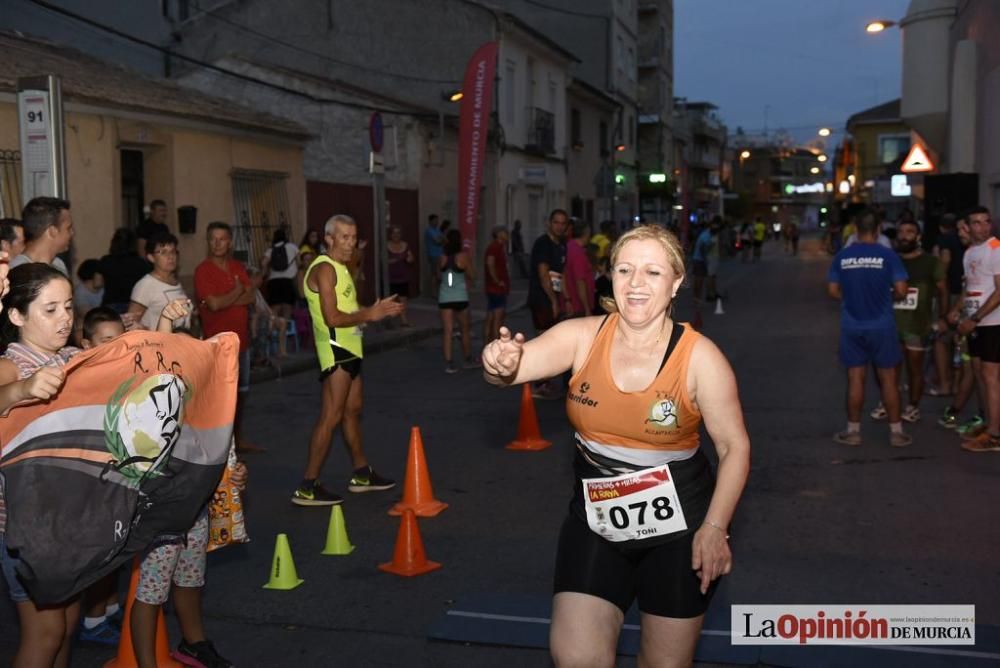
[828,210,910,447]
[424,214,444,294]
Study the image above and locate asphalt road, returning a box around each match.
[1,236,997,666]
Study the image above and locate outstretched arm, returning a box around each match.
[482,318,587,386]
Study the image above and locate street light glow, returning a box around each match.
[649,173,666,183]
[818,128,831,137]
[810,166,820,174]
[865,20,896,33]
[817,154,828,162]
[740,150,751,159]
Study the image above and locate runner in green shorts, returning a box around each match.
[873,220,947,423]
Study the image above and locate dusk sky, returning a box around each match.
[675,0,911,143]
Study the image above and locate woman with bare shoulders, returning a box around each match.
[482,225,751,667]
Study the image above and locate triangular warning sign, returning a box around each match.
[901,144,934,173]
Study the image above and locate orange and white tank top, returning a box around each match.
[567,313,702,467]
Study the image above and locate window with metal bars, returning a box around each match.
[229,170,291,267]
[0,150,22,218]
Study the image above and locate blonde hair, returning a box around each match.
[600,224,686,314]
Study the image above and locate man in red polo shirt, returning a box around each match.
[195,221,260,452]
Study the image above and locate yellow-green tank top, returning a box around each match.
[304,255,363,367]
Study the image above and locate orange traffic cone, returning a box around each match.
[378,509,442,577]
[389,427,448,517]
[105,559,182,668]
[506,384,552,451]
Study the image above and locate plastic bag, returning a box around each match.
[207,446,249,552]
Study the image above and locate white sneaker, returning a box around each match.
[901,405,921,423]
[870,403,888,420]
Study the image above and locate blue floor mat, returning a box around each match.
[427,591,760,664]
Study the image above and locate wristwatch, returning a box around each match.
[971,313,983,323]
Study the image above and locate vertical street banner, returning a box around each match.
[457,42,498,254]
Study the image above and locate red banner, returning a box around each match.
[457,42,498,254]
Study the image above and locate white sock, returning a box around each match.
[83,615,106,630]
[846,422,861,433]
[889,422,903,434]
[105,602,120,617]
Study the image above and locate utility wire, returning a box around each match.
[520,0,608,19]
[188,0,460,85]
[23,0,436,117]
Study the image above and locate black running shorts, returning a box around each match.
[968,324,1000,363]
[553,511,718,618]
[553,448,718,618]
[319,357,362,381]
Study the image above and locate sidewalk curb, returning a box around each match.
[249,300,528,384]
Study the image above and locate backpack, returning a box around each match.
[270,242,289,272]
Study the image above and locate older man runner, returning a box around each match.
[292,214,404,506]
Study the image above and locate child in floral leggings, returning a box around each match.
[132,462,247,668]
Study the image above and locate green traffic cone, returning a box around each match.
[262,533,304,590]
[321,505,355,555]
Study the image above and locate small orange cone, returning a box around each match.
[389,427,448,517]
[506,384,552,451]
[106,559,182,668]
[378,509,442,577]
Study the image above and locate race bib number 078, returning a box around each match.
[583,464,688,542]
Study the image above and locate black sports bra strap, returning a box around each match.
[656,322,686,374]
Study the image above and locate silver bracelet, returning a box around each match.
[703,520,730,539]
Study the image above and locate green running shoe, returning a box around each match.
[938,407,958,429]
[291,482,343,506]
[957,415,986,438]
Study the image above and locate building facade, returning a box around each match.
[169,0,586,295]
[899,0,1000,221]
[0,34,307,286]
[494,16,576,247]
[497,0,643,227]
[637,0,675,224]
[673,100,727,237]
[566,79,619,227]
[730,143,827,229]
[835,98,912,217]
